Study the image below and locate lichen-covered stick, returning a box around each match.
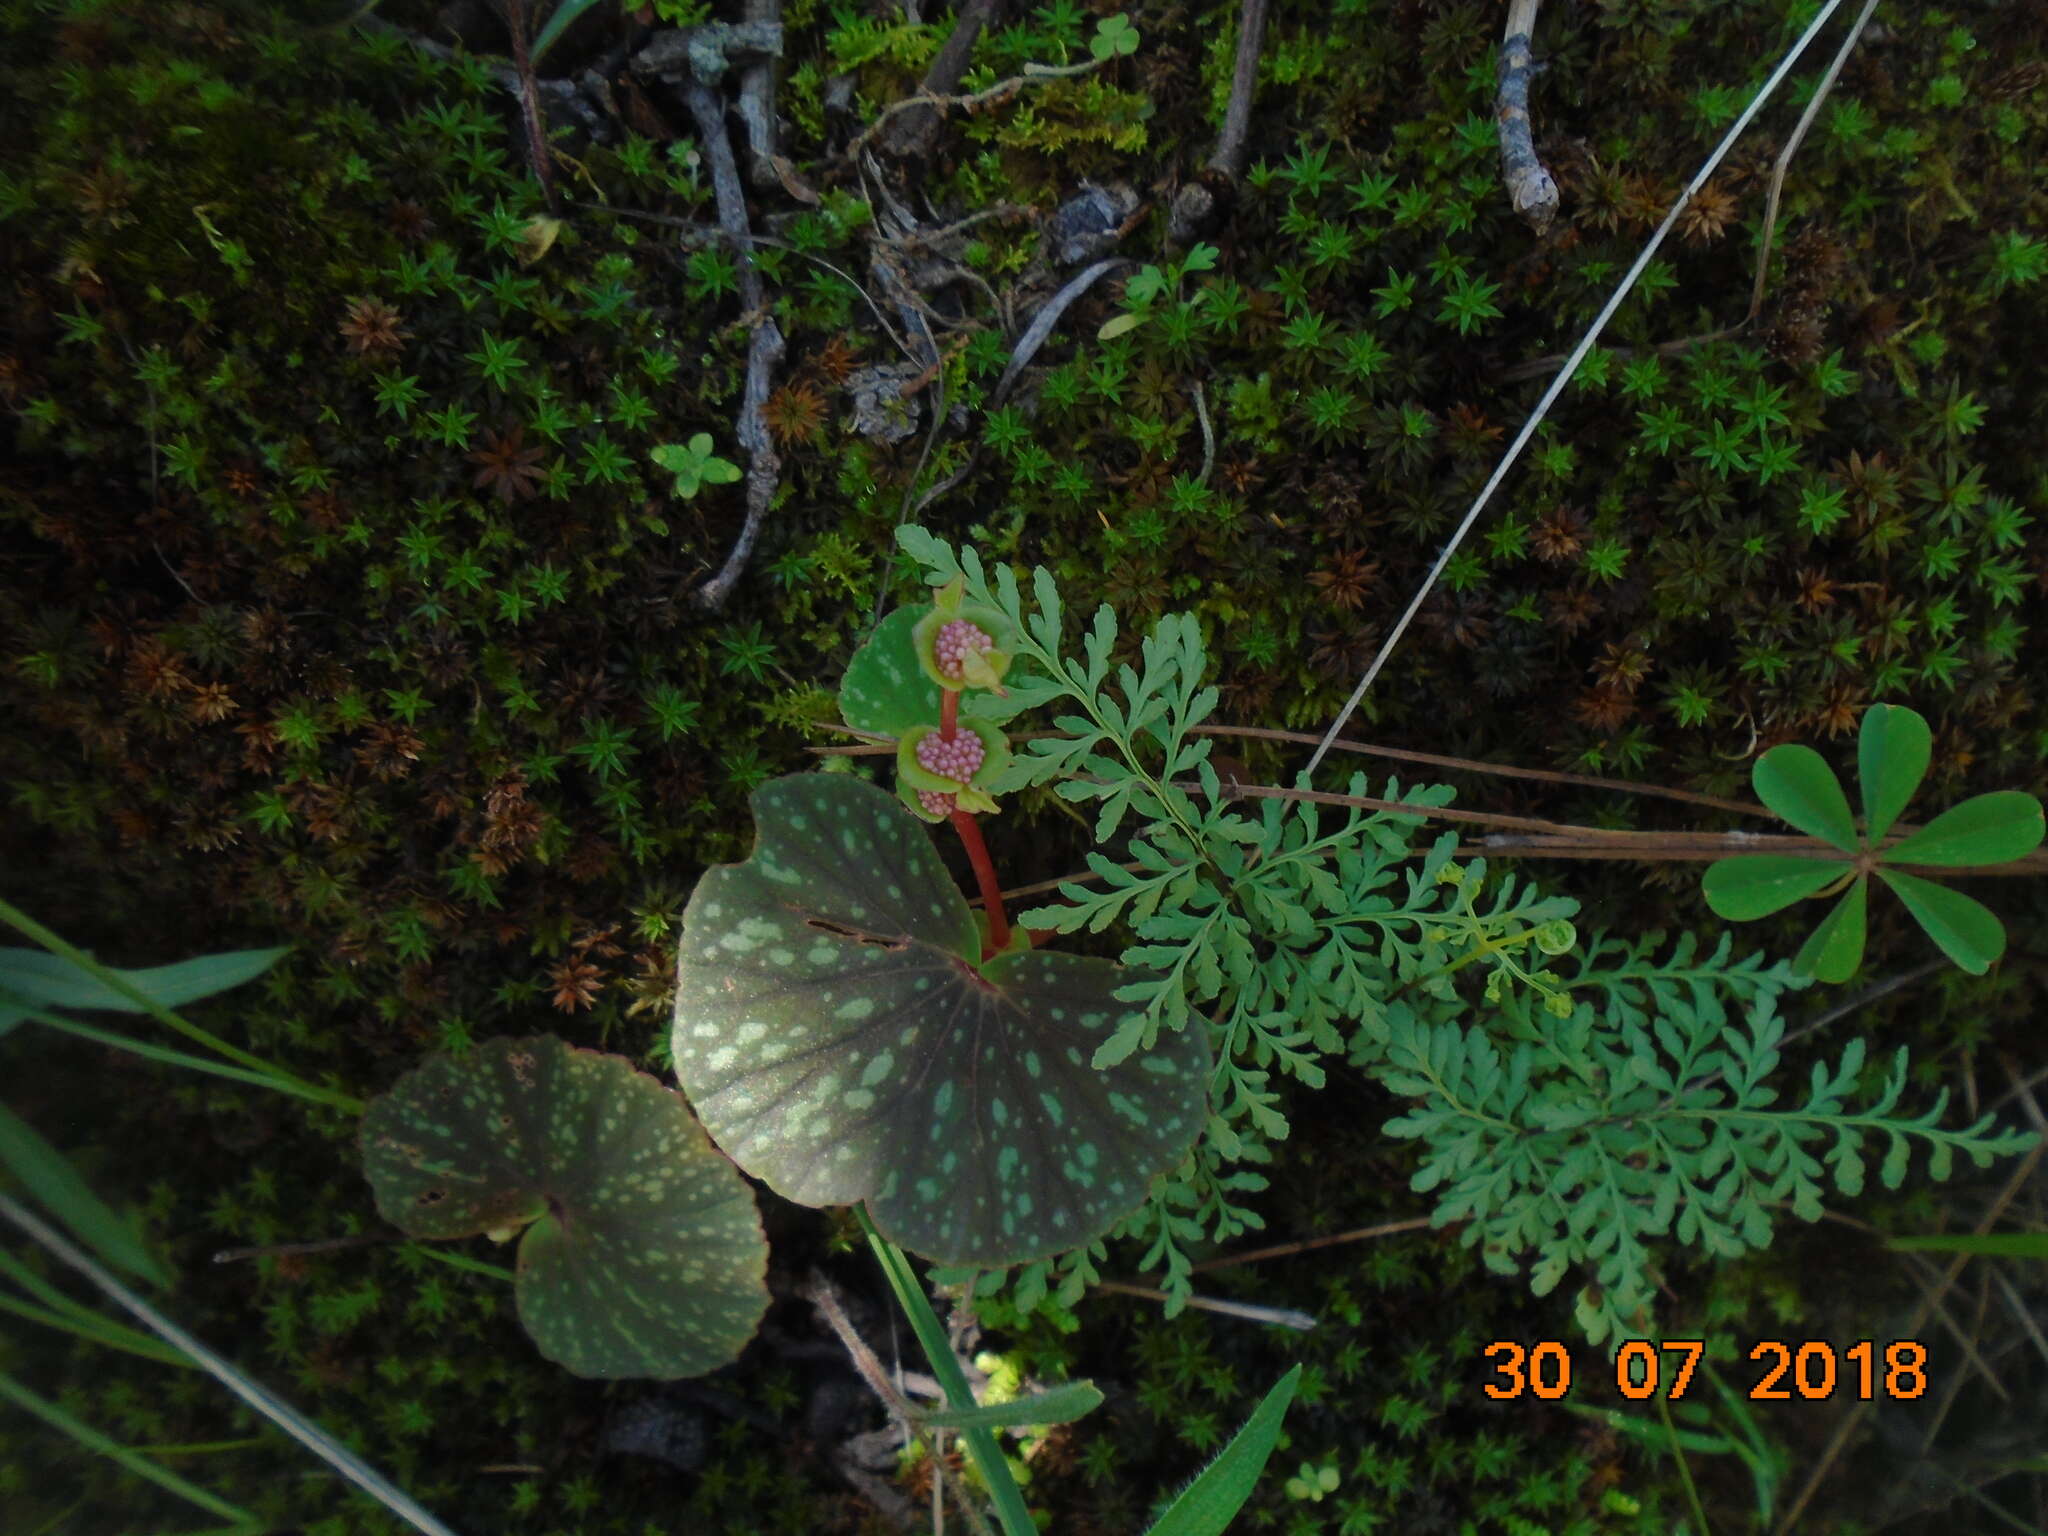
[738,0,781,184]
[1496,0,1558,235]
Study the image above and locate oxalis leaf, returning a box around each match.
[672,774,1209,1266]
[359,1035,769,1380]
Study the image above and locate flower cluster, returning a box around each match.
[893,576,1016,823]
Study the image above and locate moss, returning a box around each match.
[4,0,2046,1530]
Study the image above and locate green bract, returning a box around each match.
[1703,705,2044,980]
[359,1035,769,1380]
[840,605,1027,740]
[911,576,1014,694]
[898,721,1012,818]
[672,774,1208,1266]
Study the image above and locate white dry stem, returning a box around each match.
[1304,0,1858,779]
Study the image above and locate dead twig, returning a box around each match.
[213,1232,395,1264]
[1091,1280,1317,1330]
[1498,0,1880,383]
[683,79,786,611]
[738,0,781,183]
[1496,0,1557,235]
[582,201,920,365]
[990,257,1128,405]
[354,17,615,148]
[1749,0,1882,322]
[1168,0,1269,242]
[1187,1217,1436,1274]
[497,0,558,208]
[879,0,1005,161]
[799,1271,994,1536]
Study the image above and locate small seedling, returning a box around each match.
[1090,13,1139,61]
[649,433,742,498]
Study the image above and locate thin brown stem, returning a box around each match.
[1750,0,1882,322]
[816,719,1764,817]
[1187,1217,1436,1274]
[212,1233,394,1265]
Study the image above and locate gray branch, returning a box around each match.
[879,0,1005,160]
[738,0,782,183]
[1167,0,1269,243]
[1496,0,1558,235]
[683,79,787,612]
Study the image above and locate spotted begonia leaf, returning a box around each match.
[672,774,1208,1267]
[360,1035,768,1380]
[840,605,943,737]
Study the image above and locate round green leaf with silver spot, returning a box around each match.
[360,1035,769,1380]
[841,606,944,736]
[673,774,1209,1267]
[840,606,1030,738]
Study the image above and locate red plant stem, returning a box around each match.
[950,809,1011,958]
[939,687,960,739]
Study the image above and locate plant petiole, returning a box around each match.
[950,809,1012,958]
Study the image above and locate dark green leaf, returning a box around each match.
[840,607,943,737]
[673,775,1208,1266]
[1874,869,2006,975]
[0,945,289,1036]
[1856,704,1930,843]
[1790,880,1866,983]
[1700,856,1845,920]
[918,1380,1104,1430]
[1881,791,2044,868]
[0,1103,170,1288]
[1142,1365,1301,1536]
[839,606,1023,738]
[1752,744,1858,852]
[360,1035,768,1379]
[529,0,607,62]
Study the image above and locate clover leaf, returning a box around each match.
[360,1034,769,1380]
[672,774,1209,1267]
[649,433,742,498]
[1703,705,2043,980]
[1091,13,1139,60]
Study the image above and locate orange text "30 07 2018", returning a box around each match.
[1481,1340,1930,1401]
